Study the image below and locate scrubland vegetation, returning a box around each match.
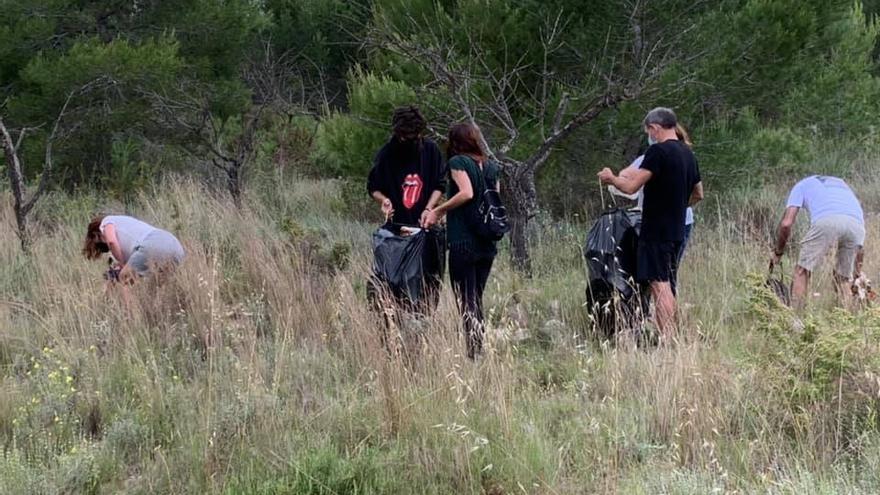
[6,1,880,493]
[2,161,880,493]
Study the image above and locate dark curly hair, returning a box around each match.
[391,106,427,140]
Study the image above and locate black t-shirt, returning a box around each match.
[367,138,447,226]
[640,139,701,242]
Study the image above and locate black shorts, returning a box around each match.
[637,239,682,283]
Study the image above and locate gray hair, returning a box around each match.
[643,107,677,129]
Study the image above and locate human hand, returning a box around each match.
[769,251,782,270]
[597,167,615,185]
[422,208,441,228]
[381,198,394,220]
[118,265,136,285]
[104,266,121,282]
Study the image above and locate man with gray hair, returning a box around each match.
[598,107,703,340]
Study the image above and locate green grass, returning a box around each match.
[2,172,880,494]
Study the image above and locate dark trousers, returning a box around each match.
[448,249,495,359]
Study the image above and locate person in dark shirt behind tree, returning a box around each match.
[598,107,704,341]
[367,106,447,227]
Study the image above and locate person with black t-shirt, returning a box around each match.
[598,107,703,340]
[367,106,448,316]
[367,106,447,226]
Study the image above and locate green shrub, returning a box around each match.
[700,110,811,188]
[105,137,156,202]
[225,445,404,495]
[103,417,150,464]
[10,347,89,463]
[313,69,417,179]
[745,274,880,449]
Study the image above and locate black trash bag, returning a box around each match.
[585,208,641,297]
[766,265,791,307]
[583,208,647,338]
[369,224,445,314]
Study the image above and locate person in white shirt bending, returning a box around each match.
[770,176,866,308]
[83,215,185,284]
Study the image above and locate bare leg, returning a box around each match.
[834,243,862,311]
[791,265,811,310]
[833,272,854,310]
[855,246,865,276]
[650,281,677,342]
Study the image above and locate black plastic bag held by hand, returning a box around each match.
[584,208,642,299]
[583,208,647,338]
[766,263,791,307]
[372,227,427,304]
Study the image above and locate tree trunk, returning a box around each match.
[502,166,537,275]
[0,118,32,252]
[508,204,531,274]
[226,163,243,209]
[14,211,30,253]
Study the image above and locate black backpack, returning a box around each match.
[470,160,510,241]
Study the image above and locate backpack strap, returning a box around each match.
[472,157,499,194]
[468,156,488,194]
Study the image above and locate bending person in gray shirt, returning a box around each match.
[83,215,185,283]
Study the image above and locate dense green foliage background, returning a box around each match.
[2,0,880,213]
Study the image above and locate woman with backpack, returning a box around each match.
[423,123,505,359]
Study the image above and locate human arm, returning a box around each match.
[690,157,703,207]
[600,147,658,193]
[772,181,806,266]
[101,223,126,266]
[432,142,448,194]
[420,189,445,227]
[367,153,394,219]
[423,169,472,227]
[689,181,704,206]
[598,166,652,194]
[117,264,137,284]
[605,157,644,200]
[420,144,449,227]
[770,206,800,266]
[371,190,394,219]
[432,169,472,214]
[102,223,136,285]
[426,189,444,210]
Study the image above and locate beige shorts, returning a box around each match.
[798,214,865,277]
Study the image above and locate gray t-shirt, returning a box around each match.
[786,176,864,224]
[99,215,158,263]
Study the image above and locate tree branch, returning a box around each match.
[365,13,498,160]
[0,116,26,211]
[524,92,626,173]
[22,77,111,215]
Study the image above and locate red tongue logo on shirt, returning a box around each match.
[402,174,423,210]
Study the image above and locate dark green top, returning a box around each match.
[446,155,499,256]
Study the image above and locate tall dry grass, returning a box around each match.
[0,171,880,494]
